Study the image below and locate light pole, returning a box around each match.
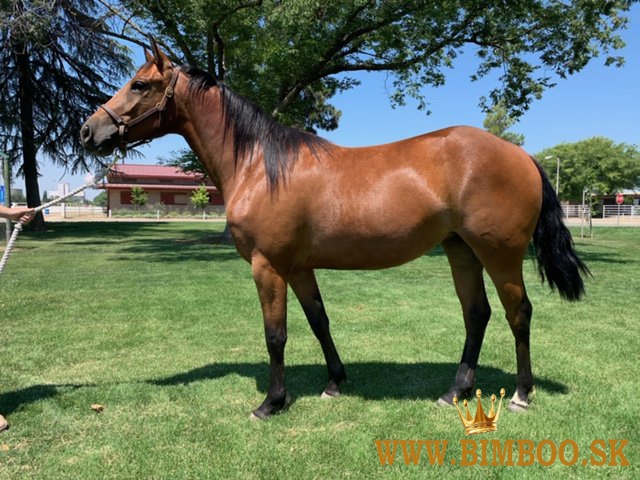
[545,155,560,195]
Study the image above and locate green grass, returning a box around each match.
[0,222,638,479]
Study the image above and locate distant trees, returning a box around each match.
[92,191,107,207]
[482,101,525,146]
[536,137,640,203]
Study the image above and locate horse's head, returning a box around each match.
[81,40,180,156]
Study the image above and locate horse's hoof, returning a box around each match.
[508,400,529,413]
[437,396,453,407]
[321,390,339,400]
[249,412,261,421]
[250,393,292,420]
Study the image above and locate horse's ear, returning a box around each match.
[149,36,172,72]
[144,49,154,63]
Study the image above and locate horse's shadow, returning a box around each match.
[148,361,567,401]
[0,362,568,415]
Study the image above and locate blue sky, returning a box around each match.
[17,4,639,199]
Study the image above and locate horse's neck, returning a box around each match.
[178,91,240,202]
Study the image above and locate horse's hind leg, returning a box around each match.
[474,245,534,412]
[289,269,346,398]
[438,235,492,406]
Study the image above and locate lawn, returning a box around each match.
[0,222,637,479]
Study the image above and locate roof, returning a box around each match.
[108,164,209,182]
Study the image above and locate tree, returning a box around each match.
[116,0,632,131]
[130,186,148,208]
[537,137,640,203]
[190,184,210,219]
[92,191,107,207]
[161,149,207,177]
[483,101,525,146]
[1,0,132,230]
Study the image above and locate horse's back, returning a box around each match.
[322,125,542,234]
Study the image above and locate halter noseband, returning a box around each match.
[100,67,180,149]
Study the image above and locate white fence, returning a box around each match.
[562,204,640,226]
[562,204,591,219]
[41,204,227,219]
[43,204,106,218]
[601,204,640,218]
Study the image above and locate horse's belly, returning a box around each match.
[304,214,451,270]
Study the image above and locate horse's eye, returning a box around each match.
[131,80,148,91]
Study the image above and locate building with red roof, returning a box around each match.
[101,164,224,212]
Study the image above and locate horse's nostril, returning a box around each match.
[80,124,91,142]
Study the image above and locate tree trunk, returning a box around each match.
[16,44,46,231]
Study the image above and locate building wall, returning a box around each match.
[107,188,223,210]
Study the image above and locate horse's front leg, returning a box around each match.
[250,254,291,420]
[289,269,346,398]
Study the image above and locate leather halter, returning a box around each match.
[99,67,180,149]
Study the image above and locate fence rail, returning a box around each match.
[108,205,226,219]
[43,205,106,218]
[562,204,591,218]
[41,204,227,219]
[562,204,639,219]
[602,204,639,218]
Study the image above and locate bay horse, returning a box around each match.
[81,42,588,420]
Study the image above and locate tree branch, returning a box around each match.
[273,3,409,116]
[93,0,182,61]
[210,26,225,80]
[206,1,263,79]
[273,2,490,117]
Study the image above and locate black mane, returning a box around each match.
[181,66,329,188]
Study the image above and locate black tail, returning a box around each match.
[531,159,590,301]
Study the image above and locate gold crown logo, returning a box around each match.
[453,388,505,435]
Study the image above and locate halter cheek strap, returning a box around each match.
[100,67,180,149]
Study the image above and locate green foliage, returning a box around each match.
[482,101,525,146]
[0,222,638,478]
[130,185,148,207]
[190,184,210,210]
[537,137,640,202]
[92,191,107,207]
[119,0,632,130]
[161,149,207,177]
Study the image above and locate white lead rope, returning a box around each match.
[0,167,110,275]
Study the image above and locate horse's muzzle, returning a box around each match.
[80,118,118,156]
